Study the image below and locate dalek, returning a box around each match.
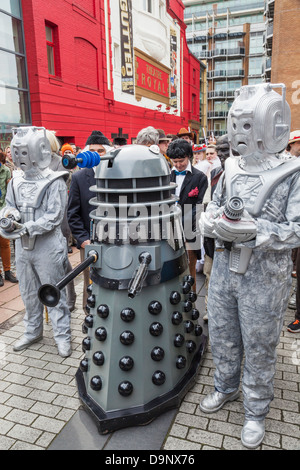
[39,145,206,434]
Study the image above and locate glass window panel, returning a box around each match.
[0,50,27,88]
[45,25,53,43]
[47,44,55,75]
[0,88,30,124]
[0,0,21,18]
[0,12,24,54]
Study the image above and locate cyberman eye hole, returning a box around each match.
[22,151,28,156]
[232,123,237,130]
[14,150,18,155]
[243,123,251,131]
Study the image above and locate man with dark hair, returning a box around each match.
[67,130,111,311]
[167,139,208,290]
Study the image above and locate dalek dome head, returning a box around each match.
[228,83,291,158]
[95,144,170,180]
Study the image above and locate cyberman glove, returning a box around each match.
[0,207,21,221]
[199,206,224,239]
[212,210,257,243]
[0,217,28,240]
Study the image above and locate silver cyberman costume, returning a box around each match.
[0,127,72,357]
[200,83,300,448]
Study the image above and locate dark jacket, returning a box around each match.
[67,168,96,249]
[171,166,208,239]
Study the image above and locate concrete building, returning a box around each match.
[0,0,203,149]
[264,0,300,131]
[183,0,265,140]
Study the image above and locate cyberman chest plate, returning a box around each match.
[225,157,300,218]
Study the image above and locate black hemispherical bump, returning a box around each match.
[183,275,195,286]
[97,304,109,319]
[82,336,91,352]
[90,375,102,391]
[195,325,203,336]
[191,308,200,320]
[176,355,187,369]
[95,327,107,341]
[86,295,96,308]
[87,284,93,294]
[182,281,191,294]
[174,334,184,347]
[120,308,135,322]
[120,330,134,345]
[151,347,165,361]
[79,358,88,372]
[188,291,197,303]
[148,301,162,315]
[118,381,133,396]
[152,370,166,385]
[186,340,197,353]
[149,322,163,336]
[183,300,193,312]
[85,305,90,314]
[171,311,183,325]
[84,314,94,329]
[170,291,181,305]
[119,356,134,371]
[184,320,194,333]
[93,351,105,366]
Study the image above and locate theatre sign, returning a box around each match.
[134,48,170,105]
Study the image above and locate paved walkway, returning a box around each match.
[0,247,299,450]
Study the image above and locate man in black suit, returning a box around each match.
[167,139,208,290]
[67,130,112,310]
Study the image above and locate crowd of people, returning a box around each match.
[1,124,299,336]
[0,108,299,449]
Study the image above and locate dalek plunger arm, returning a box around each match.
[38,250,98,308]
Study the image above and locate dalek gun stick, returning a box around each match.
[38,250,98,308]
[128,251,152,298]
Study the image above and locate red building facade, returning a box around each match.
[20,0,201,147]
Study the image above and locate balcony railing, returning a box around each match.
[208,90,236,99]
[208,69,245,79]
[211,47,245,58]
[195,47,245,60]
[207,110,229,119]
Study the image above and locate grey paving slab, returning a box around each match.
[49,407,177,450]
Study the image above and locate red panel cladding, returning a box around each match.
[21,0,201,147]
[75,38,99,90]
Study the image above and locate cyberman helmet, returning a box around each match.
[11,126,51,172]
[228,83,291,158]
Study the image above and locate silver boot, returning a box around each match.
[57,342,72,358]
[241,419,265,449]
[288,287,297,310]
[13,335,43,352]
[199,389,239,413]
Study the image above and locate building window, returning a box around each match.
[45,23,60,77]
[143,0,152,13]
[0,1,31,145]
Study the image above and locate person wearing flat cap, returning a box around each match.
[285,130,300,333]
[177,127,194,143]
[67,130,112,311]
